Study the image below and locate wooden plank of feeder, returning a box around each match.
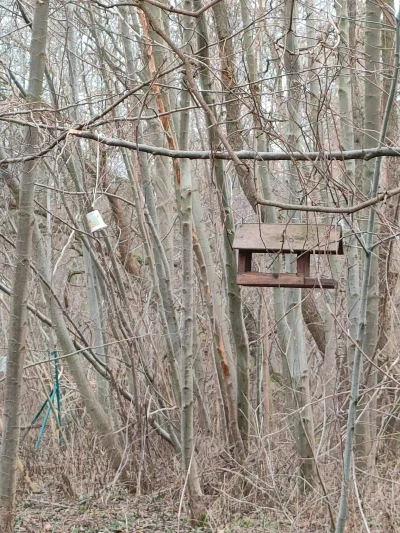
[237,272,336,289]
[232,224,343,254]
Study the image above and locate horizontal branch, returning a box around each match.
[3,127,400,213]
[65,130,400,213]
[67,129,400,162]
[92,0,222,17]
[253,189,400,214]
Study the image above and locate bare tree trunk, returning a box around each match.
[283,0,317,490]
[137,2,178,261]
[303,0,338,421]
[0,2,50,530]
[210,0,253,444]
[378,0,400,448]
[357,0,382,469]
[261,289,273,431]
[83,246,110,412]
[179,7,205,514]
[192,317,212,434]
[180,156,204,519]
[192,228,244,454]
[335,0,361,422]
[335,11,400,532]
[194,1,248,450]
[192,188,241,446]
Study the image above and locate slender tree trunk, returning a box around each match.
[378,1,400,448]
[335,0,361,424]
[192,317,212,434]
[192,228,244,454]
[194,1,248,450]
[283,0,317,490]
[303,0,338,422]
[137,2,179,239]
[211,0,253,444]
[0,2,50,530]
[192,188,239,445]
[357,0,382,469]
[83,246,110,412]
[180,156,204,519]
[179,7,205,515]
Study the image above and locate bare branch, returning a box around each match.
[91,0,222,18]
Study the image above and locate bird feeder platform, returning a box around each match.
[232,223,343,289]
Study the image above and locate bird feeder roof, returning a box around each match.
[232,223,343,254]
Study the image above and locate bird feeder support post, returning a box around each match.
[297,253,310,277]
[238,250,252,274]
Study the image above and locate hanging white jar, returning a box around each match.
[86,210,107,233]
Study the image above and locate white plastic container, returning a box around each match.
[86,210,107,233]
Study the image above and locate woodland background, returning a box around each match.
[0,0,400,531]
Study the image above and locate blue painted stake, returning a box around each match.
[30,350,62,450]
[35,389,56,450]
[54,350,62,445]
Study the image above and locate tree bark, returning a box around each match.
[283,0,317,490]
[335,0,361,403]
[0,2,50,530]
[357,0,381,469]
[179,4,205,519]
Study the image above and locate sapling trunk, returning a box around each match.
[0,2,50,530]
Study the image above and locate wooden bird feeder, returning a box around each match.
[232,223,343,289]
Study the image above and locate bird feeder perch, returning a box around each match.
[232,223,343,289]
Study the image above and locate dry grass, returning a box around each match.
[13,403,400,533]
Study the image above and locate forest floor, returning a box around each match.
[14,491,295,533]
